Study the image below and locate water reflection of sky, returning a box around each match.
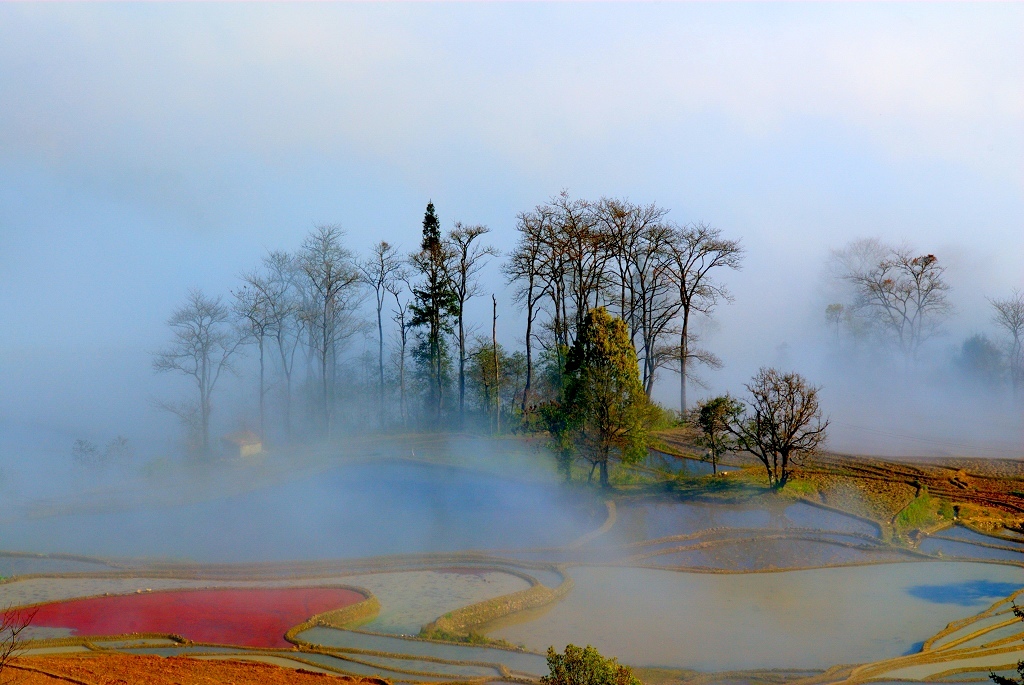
[906,580,1022,606]
[0,461,598,562]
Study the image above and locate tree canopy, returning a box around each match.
[693,394,743,475]
[561,307,649,487]
[541,644,640,685]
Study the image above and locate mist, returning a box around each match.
[1,1,1022,521]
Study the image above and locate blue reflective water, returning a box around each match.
[906,579,1022,606]
[901,640,925,655]
[643,451,716,476]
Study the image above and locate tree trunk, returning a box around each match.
[679,310,689,413]
[492,294,500,434]
[434,331,443,422]
[276,336,293,442]
[321,344,330,439]
[459,310,466,427]
[599,458,609,488]
[522,298,533,414]
[200,390,210,456]
[399,336,407,427]
[377,304,385,426]
[258,337,265,444]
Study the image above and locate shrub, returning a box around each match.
[896,491,935,530]
[542,644,640,685]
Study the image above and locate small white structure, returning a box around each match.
[221,430,262,458]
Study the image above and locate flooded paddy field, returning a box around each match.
[4,453,1023,685]
[4,568,533,635]
[488,563,1024,671]
[607,499,879,545]
[0,460,601,561]
[30,586,366,647]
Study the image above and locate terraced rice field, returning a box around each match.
[4,454,1023,685]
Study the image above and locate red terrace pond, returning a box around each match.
[31,586,366,647]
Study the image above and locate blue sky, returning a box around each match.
[0,3,1021,450]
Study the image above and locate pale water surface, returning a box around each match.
[489,563,1024,670]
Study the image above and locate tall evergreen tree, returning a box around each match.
[410,202,458,421]
[561,307,649,487]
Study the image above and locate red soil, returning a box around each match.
[30,586,365,647]
[11,653,390,685]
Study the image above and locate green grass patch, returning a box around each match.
[895,490,942,532]
[667,472,765,501]
[781,478,819,499]
[418,628,520,649]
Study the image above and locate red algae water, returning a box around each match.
[31,587,365,647]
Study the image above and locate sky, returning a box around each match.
[0,3,1022,455]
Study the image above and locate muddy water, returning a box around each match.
[489,562,1024,670]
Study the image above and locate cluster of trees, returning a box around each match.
[826,239,1024,398]
[71,435,133,470]
[507,192,742,413]
[153,193,745,457]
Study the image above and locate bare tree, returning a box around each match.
[233,273,274,442]
[551,191,611,335]
[505,207,551,413]
[298,225,362,438]
[358,241,404,425]
[446,223,499,426]
[154,289,241,455]
[258,251,304,441]
[491,294,500,433]
[991,290,1024,400]
[625,219,681,398]
[666,222,743,412]
[0,605,36,680]
[727,368,829,488]
[825,303,844,348]
[389,274,413,428]
[596,198,669,340]
[841,243,952,361]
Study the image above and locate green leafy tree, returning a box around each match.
[692,394,743,475]
[562,307,649,487]
[542,644,640,685]
[410,202,458,421]
[466,337,526,433]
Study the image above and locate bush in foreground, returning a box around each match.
[542,644,640,685]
